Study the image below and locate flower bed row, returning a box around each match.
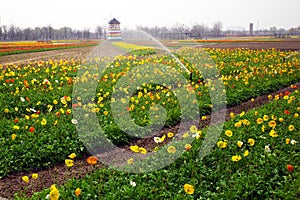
[0,40,99,56]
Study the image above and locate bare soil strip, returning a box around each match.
[201,40,300,51]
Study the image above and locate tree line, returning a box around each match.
[138,22,300,39]
[0,22,299,41]
[0,25,106,41]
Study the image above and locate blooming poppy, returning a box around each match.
[217,141,227,149]
[87,156,98,165]
[189,125,197,133]
[288,125,295,131]
[167,132,174,138]
[244,150,249,157]
[185,144,192,151]
[256,118,263,124]
[22,176,29,183]
[75,188,81,196]
[11,134,17,141]
[68,153,76,159]
[127,158,134,165]
[29,127,35,133]
[49,186,60,200]
[138,147,147,154]
[32,173,38,179]
[287,164,294,172]
[225,130,233,137]
[130,145,139,153]
[41,118,47,125]
[237,141,243,148]
[269,130,278,137]
[167,146,176,154]
[232,155,242,162]
[65,159,74,167]
[183,184,194,195]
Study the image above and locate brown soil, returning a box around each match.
[201,40,300,51]
[0,82,299,199]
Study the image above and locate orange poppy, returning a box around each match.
[87,156,98,165]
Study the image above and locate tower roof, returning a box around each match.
[109,18,120,24]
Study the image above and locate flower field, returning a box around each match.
[0,46,299,199]
[0,40,99,56]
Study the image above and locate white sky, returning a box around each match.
[0,0,299,31]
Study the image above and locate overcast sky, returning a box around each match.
[1,0,299,31]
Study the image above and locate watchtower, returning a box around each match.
[107,18,122,40]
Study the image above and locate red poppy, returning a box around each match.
[284,91,290,96]
[29,127,35,133]
[14,118,19,123]
[284,110,291,115]
[287,164,294,172]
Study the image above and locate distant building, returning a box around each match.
[107,18,122,40]
[249,23,254,36]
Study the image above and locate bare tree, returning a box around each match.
[7,25,17,40]
[191,23,209,38]
[212,21,223,37]
[48,25,54,40]
[83,28,90,39]
[269,27,277,36]
[2,26,7,40]
[23,28,31,40]
[96,26,103,39]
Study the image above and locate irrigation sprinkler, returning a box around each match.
[283,50,300,62]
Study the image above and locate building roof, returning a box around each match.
[109,18,120,24]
